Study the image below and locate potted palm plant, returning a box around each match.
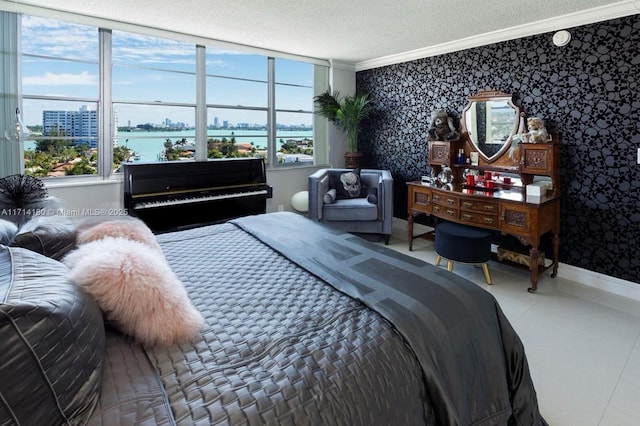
[314,89,373,168]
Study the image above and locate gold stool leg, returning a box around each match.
[447,261,454,272]
[482,263,492,285]
[435,255,441,266]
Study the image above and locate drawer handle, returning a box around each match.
[483,217,494,224]
[484,205,495,211]
[446,210,455,216]
[463,202,473,208]
[446,198,455,205]
[463,213,472,220]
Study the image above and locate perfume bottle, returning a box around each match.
[456,148,464,164]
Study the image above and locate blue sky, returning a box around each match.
[20,16,314,128]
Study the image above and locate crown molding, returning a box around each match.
[355,0,640,71]
[330,59,356,72]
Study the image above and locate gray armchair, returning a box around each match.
[308,168,393,244]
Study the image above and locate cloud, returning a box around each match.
[22,16,97,58]
[23,71,97,86]
[206,58,228,68]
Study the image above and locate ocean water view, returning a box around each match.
[25,129,313,163]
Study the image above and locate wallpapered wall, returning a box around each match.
[356,15,639,284]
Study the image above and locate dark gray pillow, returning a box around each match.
[366,188,378,204]
[0,246,105,425]
[11,216,78,260]
[323,188,337,204]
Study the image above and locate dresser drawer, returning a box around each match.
[432,204,459,219]
[432,192,459,207]
[460,199,499,214]
[460,211,499,227]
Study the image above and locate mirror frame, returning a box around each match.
[460,90,524,163]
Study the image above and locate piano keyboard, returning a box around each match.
[136,189,269,209]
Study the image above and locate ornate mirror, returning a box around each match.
[460,90,524,163]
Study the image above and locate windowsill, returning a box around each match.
[267,163,329,172]
[44,175,123,189]
[39,163,330,189]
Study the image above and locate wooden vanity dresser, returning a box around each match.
[408,90,560,292]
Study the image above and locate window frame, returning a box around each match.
[3,9,328,180]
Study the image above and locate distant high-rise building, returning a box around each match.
[214,117,219,128]
[42,105,98,148]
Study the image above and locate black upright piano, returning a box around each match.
[123,158,272,233]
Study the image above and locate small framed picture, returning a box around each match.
[470,152,479,166]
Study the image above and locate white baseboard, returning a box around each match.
[556,263,640,302]
[393,217,640,302]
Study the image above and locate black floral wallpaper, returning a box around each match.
[356,15,640,284]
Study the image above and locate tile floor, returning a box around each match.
[383,219,640,426]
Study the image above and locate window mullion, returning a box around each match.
[98,28,112,178]
[195,45,206,161]
[0,12,23,176]
[267,57,276,165]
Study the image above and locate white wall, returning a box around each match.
[47,179,122,213]
[45,164,326,218]
[265,165,324,212]
[328,61,356,168]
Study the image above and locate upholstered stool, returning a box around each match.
[434,222,492,284]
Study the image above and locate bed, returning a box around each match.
[0,212,547,425]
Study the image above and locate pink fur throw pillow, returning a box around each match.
[76,218,162,253]
[63,237,204,347]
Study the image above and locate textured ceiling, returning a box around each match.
[14,0,639,65]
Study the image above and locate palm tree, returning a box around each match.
[314,89,373,154]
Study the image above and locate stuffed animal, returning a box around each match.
[524,117,549,143]
[427,109,459,141]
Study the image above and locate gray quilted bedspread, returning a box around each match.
[89,218,428,425]
[88,212,546,426]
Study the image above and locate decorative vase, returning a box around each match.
[344,152,363,168]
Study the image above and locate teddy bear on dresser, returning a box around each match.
[523,117,549,143]
[427,109,459,141]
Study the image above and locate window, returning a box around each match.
[112,30,197,165]
[274,58,314,165]
[9,12,322,179]
[21,16,100,177]
[205,51,268,161]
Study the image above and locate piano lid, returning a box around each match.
[123,158,267,198]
